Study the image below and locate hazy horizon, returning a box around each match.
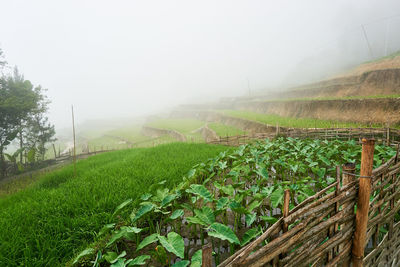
[1,0,400,129]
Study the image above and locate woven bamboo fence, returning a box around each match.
[208,127,400,147]
[201,134,400,266]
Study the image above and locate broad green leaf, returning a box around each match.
[208,223,240,245]
[216,197,229,210]
[255,167,269,179]
[72,248,94,264]
[245,213,257,226]
[107,226,142,247]
[158,232,185,259]
[248,200,261,212]
[128,255,150,266]
[191,249,203,265]
[98,223,115,236]
[110,251,127,264]
[185,184,213,203]
[132,203,154,222]
[103,251,118,263]
[172,260,190,267]
[270,188,284,208]
[161,194,177,207]
[241,227,262,246]
[137,233,158,251]
[113,199,132,216]
[140,193,152,201]
[169,209,184,220]
[193,207,215,226]
[221,185,234,196]
[229,201,247,214]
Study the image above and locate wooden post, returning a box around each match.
[202,243,212,267]
[283,189,290,233]
[71,105,77,177]
[352,138,375,267]
[387,127,390,145]
[52,144,57,159]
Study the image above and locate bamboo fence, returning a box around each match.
[208,127,400,147]
[200,131,400,267]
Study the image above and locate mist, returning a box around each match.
[1,0,400,129]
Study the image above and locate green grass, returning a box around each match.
[208,122,246,136]
[146,118,206,142]
[220,110,382,129]
[0,143,228,266]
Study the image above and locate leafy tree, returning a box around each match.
[0,62,55,178]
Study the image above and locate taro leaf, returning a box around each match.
[218,161,227,170]
[107,226,142,247]
[137,233,158,251]
[158,232,185,259]
[187,168,196,179]
[190,249,202,267]
[216,197,229,210]
[112,199,132,216]
[153,188,170,202]
[261,186,273,197]
[103,251,118,263]
[245,213,257,227]
[221,184,234,196]
[172,260,190,267]
[132,203,154,222]
[185,184,213,203]
[110,251,127,264]
[270,187,284,208]
[140,193,152,201]
[128,255,150,266]
[98,223,115,236]
[169,209,184,220]
[208,223,240,245]
[161,194,177,207]
[248,200,261,212]
[229,201,247,214]
[255,167,269,179]
[241,227,262,246]
[194,206,215,226]
[260,216,278,224]
[72,248,95,264]
[186,216,207,226]
[111,258,132,267]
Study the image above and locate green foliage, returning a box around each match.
[0,143,228,266]
[221,110,379,128]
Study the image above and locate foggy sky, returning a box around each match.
[1,0,400,129]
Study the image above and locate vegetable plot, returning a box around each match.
[75,138,396,266]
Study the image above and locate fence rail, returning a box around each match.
[208,127,400,147]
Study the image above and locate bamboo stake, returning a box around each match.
[71,105,76,177]
[352,138,375,267]
[283,189,290,233]
[52,143,57,159]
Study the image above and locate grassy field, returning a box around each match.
[208,122,246,136]
[220,110,380,129]
[263,94,400,103]
[0,143,229,266]
[146,118,206,142]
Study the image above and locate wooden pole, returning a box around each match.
[71,105,77,177]
[202,243,212,267]
[52,143,57,159]
[283,189,290,233]
[352,138,375,267]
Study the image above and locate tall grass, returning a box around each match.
[208,122,246,136]
[221,110,382,128]
[0,143,228,266]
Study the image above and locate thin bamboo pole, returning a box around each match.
[71,105,77,177]
[352,138,375,267]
